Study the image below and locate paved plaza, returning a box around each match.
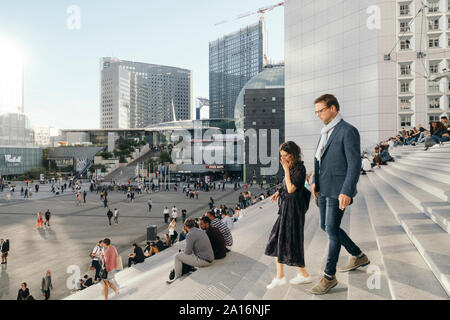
[0,182,266,300]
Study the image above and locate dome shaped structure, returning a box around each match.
[234,65,284,131]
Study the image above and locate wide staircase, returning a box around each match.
[104,149,161,182]
[65,144,450,300]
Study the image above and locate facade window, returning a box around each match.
[427,1,439,13]
[400,115,412,127]
[429,114,441,122]
[429,62,439,73]
[400,99,412,110]
[429,97,440,109]
[400,21,410,32]
[272,97,276,101]
[428,37,440,48]
[428,81,441,92]
[400,39,411,50]
[400,64,411,75]
[400,4,410,16]
[272,108,276,113]
[252,121,257,126]
[400,82,410,93]
[428,18,440,30]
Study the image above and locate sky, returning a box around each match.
[0,0,284,130]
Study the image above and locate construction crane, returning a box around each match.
[215,2,284,26]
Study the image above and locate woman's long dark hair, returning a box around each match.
[279,141,302,168]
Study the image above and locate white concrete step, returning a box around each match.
[244,204,321,300]
[396,159,450,171]
[392,158,450,176]
[346,186,393,300]
[368,171,450,297]
[380,164,450,203]
[391,143,450,154]
[374,165,450,234]
[394,152,450,162]
[360,176,448,299]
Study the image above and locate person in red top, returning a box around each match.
[100,238,120,300]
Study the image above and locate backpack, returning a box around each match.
[424,136,435,148]
[169,263,197,280]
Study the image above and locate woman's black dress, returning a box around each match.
[265,161,309,267]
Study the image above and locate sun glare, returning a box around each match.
[0,36,26,113]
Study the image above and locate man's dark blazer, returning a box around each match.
[314,119,361,199]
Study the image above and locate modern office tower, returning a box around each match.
[100,58,193,129]
[209,21,266,119]
[284,0,450,169]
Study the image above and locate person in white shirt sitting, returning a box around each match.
[221,212,234,231]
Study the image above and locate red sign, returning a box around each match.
[205,165,224,169]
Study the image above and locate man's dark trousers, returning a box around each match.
[318,196,361,276]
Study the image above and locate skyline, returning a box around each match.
[0,0,284,130]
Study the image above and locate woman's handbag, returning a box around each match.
[98,266,107,279]
[301,186,312,213]
[115,248,123,271]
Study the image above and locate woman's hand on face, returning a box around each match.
[280,158,290,172]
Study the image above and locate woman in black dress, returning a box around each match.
[265,141,312,289]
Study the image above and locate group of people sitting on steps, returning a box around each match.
[390,117,449,150]
[360,116,450,175]
[166,209,234,284]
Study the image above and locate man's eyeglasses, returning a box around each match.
[315,106,330,115]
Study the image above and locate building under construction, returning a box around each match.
[209,21,266,119]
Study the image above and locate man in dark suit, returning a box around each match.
[311,94,370,295]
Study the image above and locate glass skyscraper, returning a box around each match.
[209,21,266,119]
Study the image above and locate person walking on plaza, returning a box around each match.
[44,209,51,227]
[41,270,53,300]
[36,212,44,229]
[77,193,82,206]
[181,208,187,223]
[148,199,152,212]
[106,209,113,226]
[310,94,370,295]
[113,208,119,225]
[163,206,170,224]
[171,205,178,222]
[1,239,9,264]
[103,196,108,208]
[24,187,28,199]
[90,240,104,283]
[99,238,120,300]
[265,142,312,289]
[83,190,87,203]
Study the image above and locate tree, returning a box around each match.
[160,151,172,164]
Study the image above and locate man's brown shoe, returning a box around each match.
[310,276,338,295]
[339,254,370,272]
